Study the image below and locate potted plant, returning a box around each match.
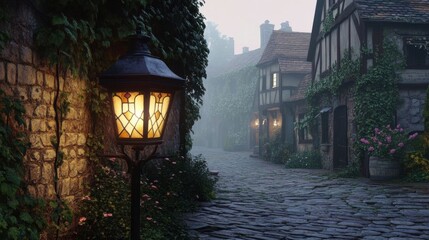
[360,124,418,180]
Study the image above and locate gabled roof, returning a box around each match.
[355,0,429,23]
[289,74,312,102]
[223,48,263,74]
[257,31,311,67]
[308,0,429,61]
[279,59,312,74]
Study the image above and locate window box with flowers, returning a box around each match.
[360,125,418,180]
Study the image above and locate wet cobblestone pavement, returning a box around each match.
[185,147,429,240]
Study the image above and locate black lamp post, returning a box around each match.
[99,31,184,240]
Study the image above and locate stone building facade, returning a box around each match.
[0,1,92,205]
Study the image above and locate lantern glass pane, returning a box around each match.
[112,92,144,139]
[147,92,171,138]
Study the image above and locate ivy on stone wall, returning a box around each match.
[0,89,46,239]
[33,0,208,153]
[299,50,360,130]
[354,40,405,144]
[200,66,258,148]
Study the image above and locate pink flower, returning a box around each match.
[398,142,404,147]
[389,149,396,154]
[378,142,383,146]
[103,213,113,217]
[360,138,370,144]
[374,128,380,133]
[396,124,401,129]
[368,147,375,152]
[386,136,392,143]
[78,217,87,225]
[150,185,158,190]
[146,217,153,221]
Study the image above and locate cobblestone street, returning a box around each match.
[185,147,429,240]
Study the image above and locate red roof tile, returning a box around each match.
[257,31,311,66]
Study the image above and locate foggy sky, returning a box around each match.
[200,0,317,54]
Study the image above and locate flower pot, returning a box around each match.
[369,156,402,180]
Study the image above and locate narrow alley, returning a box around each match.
[186,147,429,240]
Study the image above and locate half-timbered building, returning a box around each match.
[255,30,312,154]
[308,0,429,173]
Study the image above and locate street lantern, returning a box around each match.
[99,32,184,240]
[100,34,184,145]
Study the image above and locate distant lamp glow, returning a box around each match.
[273,119,279,127]
[254,119,259,127]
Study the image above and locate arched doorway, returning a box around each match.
[333,105,348,169]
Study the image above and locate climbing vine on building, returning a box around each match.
[299,50,360,130]
[0,90,46,239]
[34,0,208,154]
[354,40,404,144]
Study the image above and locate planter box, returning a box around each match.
[369,156,402,181]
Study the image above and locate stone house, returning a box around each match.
[307,0,429,173]
[254,29,312,155]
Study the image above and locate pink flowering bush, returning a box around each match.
[360,124,418,160]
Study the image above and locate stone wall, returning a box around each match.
[0,1,91,204]
[398,87,427,133]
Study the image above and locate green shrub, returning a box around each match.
[333,161,361,178]
[285,151,322,169]
[263,136,293,164]
[77,154,216,239]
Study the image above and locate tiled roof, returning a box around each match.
[223,48,264,73]
[355,0,429,23]
[279,59,312,74]
[258,31,311,66]
[289,74,312,102]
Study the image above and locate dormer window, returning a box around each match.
[272,72,279,88]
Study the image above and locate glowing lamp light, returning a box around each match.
[273,119,279,127]
[254,119,259,127]
[99,33,184,146]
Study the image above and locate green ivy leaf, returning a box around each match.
[19,212,33,223]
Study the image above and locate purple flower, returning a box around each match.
[386,136,392,143]
[360,138,370,144]
[368,147,375,152]
[398,142,404,148]
[389,149,396,154]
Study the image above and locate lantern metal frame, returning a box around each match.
[99,33,184,146]
[99,32,184,240]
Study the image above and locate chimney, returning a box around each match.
[280,21,292,32]
[227,37,235,57]
[242,47,249,53]
[260,20,274,48]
